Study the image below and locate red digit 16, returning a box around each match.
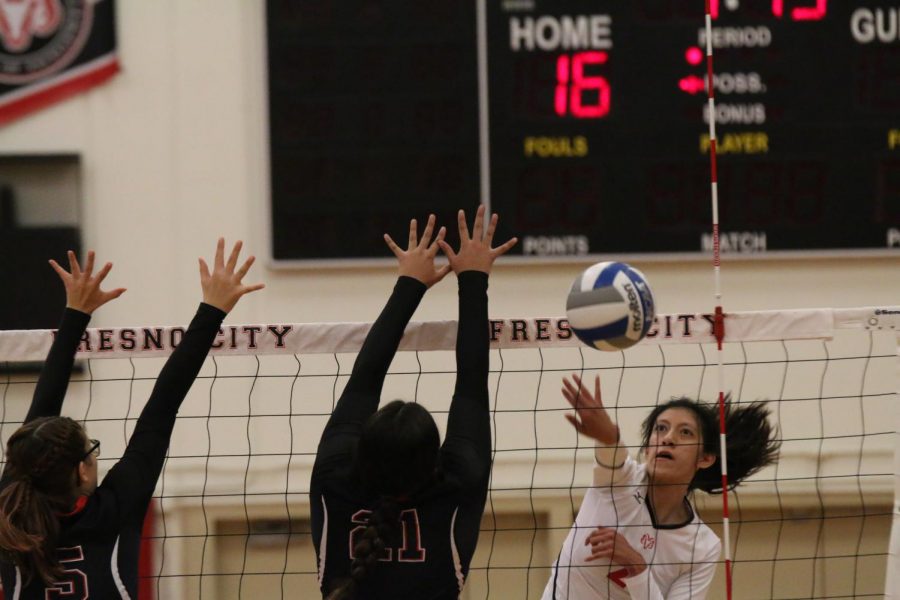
[554,51,610,119]
[710,0,827,20]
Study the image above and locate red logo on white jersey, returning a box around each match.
[641,533,656,550]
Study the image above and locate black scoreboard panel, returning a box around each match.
[267,1,480,260]
[268,1,900,262]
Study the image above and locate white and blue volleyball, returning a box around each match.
[566,261,655,351]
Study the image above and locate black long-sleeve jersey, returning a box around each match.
[0,303,225,599]
[311,272,492,600]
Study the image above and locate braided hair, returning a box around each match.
[640,396,781,493]
[326,400,440,600]
[0,416,90,584]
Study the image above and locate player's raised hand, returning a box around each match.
[384,214,451,288]
[49,250,126,315]
[437,205,517,275]
[563,374,620,446]
[199,238,265,313]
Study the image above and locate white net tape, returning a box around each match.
[1,307,898,599]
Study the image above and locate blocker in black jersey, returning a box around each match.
[0,241,263,599]
[311,209,516,599]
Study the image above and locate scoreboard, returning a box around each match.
[267,1,900,263]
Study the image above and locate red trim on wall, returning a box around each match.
[0,59,119,126]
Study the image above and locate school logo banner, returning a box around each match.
[0,0,118,126]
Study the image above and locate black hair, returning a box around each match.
[0,416,90,583]
[327,400,440,600]
[640,396,780,494]
[355,400,440,498]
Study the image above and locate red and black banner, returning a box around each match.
[0,0,118,126]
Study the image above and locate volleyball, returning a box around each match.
[565,261,655,351]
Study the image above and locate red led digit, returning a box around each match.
[555,51,610,119]
[570,51,610,118]
[772,0,827,20]
[555,54,570,117]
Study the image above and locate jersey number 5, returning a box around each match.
[349,508,426,562]
[45,546,88,600]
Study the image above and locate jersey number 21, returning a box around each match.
[349,508,426,562]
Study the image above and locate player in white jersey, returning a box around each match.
[543,374,779,600]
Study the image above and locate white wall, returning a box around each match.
[1,0,898,332]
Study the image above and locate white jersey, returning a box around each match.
[542,446,721,600]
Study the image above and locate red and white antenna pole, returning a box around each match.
[703,1,732,598]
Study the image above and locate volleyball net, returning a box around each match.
[0,306,898,599]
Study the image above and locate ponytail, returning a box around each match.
[0,417,88,584]
[697,400,780,493]
[326,497,401,600]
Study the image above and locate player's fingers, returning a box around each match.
[428,226,446,256]
[437,239,456,261]
[419,214,436,248]
[484,212,498,244]
[492,236,518,256]
[384,234,403,258]
[199,257,211,281]
[457,209,470,242]
[594,375,603,406]
[435,264,452,282]
[214,237,225,270]
[586,532,613,547]
[68,250,81,277]
[561,381,579,405]
[83,250,96,278]
[564,414,585,434]
[562,391,582,413]
[48,259,69,280]
[562,378,582,400]
[236,255,256,280]
[104,288,127,301]
[94,262,113,286]
[408,218,418,249]
[241,282,266,295]
[226,240,243,272]
[472,204,486,240]
[571,373,587,398]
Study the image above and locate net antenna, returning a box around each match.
[702,2,735,597]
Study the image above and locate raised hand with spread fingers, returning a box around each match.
[198,238,265,314]
[383,213,451,288]
[438,204,517,275]
[562,373,620,446]
[48,250,126,315]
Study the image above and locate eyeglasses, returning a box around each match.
[81,439,101,461]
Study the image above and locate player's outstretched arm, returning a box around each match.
[104,239,263,502]
[313,215,448,487]
[340,214,447,401]
[441,206,516,482]
[27,251,126,423]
